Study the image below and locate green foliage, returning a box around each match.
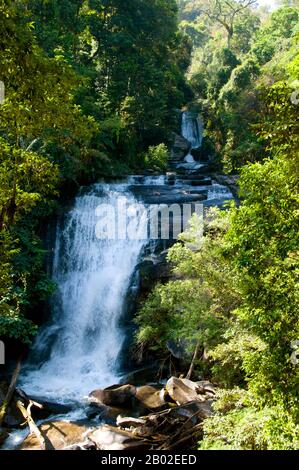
[201,393,299,450]
[0,0,190,344]
[136,209,241,377]
[144,144,169,171]
[252,7,299,65]
[137,36,299,448]
[182,1,299,171]
[29,0,191,164]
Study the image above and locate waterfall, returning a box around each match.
[181,111,203,149]
[181,111,204,163]
[19,184,147,403]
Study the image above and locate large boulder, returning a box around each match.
[136,385,166,410]
[166,377,206,405]
[86,403,136,425]
[89,384,136,408]
[19,421,90,450]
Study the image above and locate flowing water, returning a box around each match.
[6,112,233,442]
[19,184,148,403]
[1,104,237,449]
[181,111,204,162]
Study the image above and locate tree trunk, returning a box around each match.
[186,341,201,380]
[227,27,233,49]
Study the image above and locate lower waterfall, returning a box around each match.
[19,184,147,403]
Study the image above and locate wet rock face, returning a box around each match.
[170,133,191,166]
[135,385,166,410]
[138,251,171,293]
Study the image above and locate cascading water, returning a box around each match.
[181,111,204,163]
[19,184,147,403]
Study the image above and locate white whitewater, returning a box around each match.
[208,182,234,201]
[19,184,147,403]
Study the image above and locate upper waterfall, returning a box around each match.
[181,111,204,151]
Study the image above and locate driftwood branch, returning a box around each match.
[16,400,46,450]
[0,358,21,426]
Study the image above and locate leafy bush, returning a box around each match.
[201,390,299,450]
[144,143,169,170]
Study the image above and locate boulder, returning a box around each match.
[166,377,205,405]
[89,384,136,408]
[19,421,90,450]
[136,385,166,410]
[89,425,149,450]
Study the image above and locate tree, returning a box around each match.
[191,0,258,48]
[0,0,97,343]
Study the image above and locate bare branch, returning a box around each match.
[197,0,257,47]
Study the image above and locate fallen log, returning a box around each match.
[16,400,46,450]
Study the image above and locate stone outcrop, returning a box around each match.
[136,385,166,410]
[166,377,206,405]
[12,376,217,451]
[169,133,191,168]
[89,384,137,408]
